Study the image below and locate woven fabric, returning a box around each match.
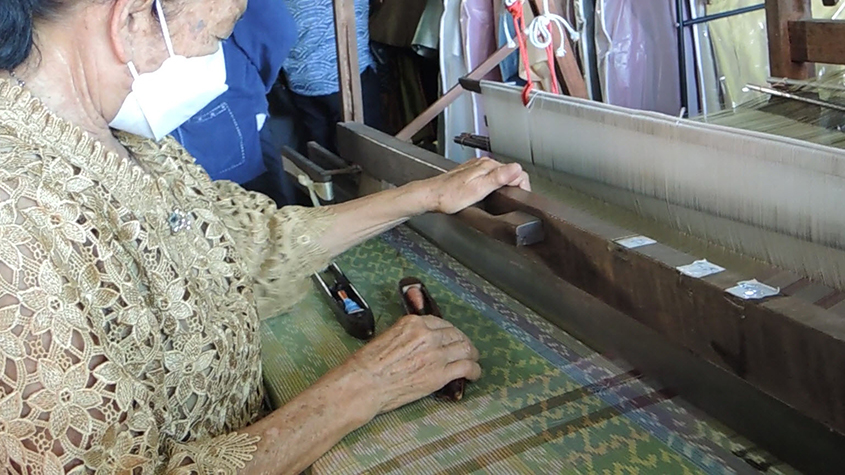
[261,227,797,474]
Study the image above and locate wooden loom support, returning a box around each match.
[766,0,845,79]
[396,45,516,143]
[333,0,364,123]
[337,122,845,437]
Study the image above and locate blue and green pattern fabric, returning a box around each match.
[261,227,796,474]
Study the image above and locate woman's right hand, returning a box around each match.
[346,314,481,414]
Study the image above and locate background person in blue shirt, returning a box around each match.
[174,0,299,207]
[284,0,383,154]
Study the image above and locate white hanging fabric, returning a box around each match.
[439,0,477,162]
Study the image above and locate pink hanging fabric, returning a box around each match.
[596,0,681,115]
[460,0,500,146]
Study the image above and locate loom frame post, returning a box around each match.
[766,0,845,79]
[395,44,516,143]
[333,0,364,123]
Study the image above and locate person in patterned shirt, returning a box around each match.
[283,0,383,153]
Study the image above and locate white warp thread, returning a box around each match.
[483,81,845,289]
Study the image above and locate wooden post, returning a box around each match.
[766,0,813,79]
[333,0,364,123]
[788,19,845,65]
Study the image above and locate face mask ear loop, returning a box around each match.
[127,62,141,80]
[154,0,176,57]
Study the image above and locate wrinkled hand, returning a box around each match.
[426,157,530,215]
[347,314,481,414]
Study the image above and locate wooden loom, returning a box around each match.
[766,0,845,79]
[286,120,845,473]
[293,0,845,471]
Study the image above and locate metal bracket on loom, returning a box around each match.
[282,144,362,204]
[335,122,545,247]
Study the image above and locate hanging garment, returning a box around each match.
[370,0,428,48]
[440,0,477,162]
[595,0,681,115]
[687,0,721,115]
[704,0,768,109]
[461,0,500,156]
[412,0,444,59]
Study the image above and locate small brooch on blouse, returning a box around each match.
[168,209,192,234]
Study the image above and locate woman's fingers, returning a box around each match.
[406,315,478,364]
[415,315,459,334]
[491,162,524,185]
[441,338,480,364]
[430,157,531,214]
[432,325,470,346]
[445,359,483,382]
[507,170,531,191]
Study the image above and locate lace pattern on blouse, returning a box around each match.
[0,78,334,473]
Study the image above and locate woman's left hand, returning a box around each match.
[423,157,531,215]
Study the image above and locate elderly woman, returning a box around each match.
[0,0,529,473]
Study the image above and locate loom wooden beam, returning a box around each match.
[396,45,516,143]
[337,122,845,436]
[486,189,845,434]
[766,0,814,79]
[527,0,588,99]
[788,19,845,65]
[333,0,364,122]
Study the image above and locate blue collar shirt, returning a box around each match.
[174,0,298,184]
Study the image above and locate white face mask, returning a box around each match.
[109,0,229,141]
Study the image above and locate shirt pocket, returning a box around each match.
[175,101,247,179]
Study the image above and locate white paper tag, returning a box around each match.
[615,236,657,249]
[677,259,725,278]
[726,280,780,300]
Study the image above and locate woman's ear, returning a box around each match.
[108,0,157,64]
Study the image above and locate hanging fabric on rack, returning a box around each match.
[704,0,768,109]
[461,0,500,156]
[687,0,721,116]
[370,0,440,144]
[695,0,842,113]
[524,0,581,96]
[440,0,477,162]
[572,0,598,100]
[412,0,444,59]
[594,0,681,115]
[494,1,521,82]
[369,0,428,47]
[501,0,577,104]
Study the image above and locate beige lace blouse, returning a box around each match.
[0,79,334,473]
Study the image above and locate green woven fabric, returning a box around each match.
[261,227,796,475]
